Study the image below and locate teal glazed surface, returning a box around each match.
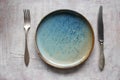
[36,10,94,68]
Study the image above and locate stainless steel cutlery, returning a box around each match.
[98,6,105,71]
[23,9,31,67]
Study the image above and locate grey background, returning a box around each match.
[0,0,120,80]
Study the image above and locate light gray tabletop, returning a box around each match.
[0,0,120,80]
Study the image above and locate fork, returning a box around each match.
[23,9,31,67]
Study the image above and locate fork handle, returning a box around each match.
[24,28,30,67]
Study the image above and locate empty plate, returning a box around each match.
[35,10,94,69]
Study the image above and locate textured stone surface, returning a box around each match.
[0,0,120,80]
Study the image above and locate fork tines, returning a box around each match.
[23,9,31,23]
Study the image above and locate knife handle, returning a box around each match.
[99,42,105,71]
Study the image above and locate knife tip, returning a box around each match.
[100,5,103,9]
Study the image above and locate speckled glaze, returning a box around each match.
[36,10,94,69]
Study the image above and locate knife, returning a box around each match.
[98,6,105,71]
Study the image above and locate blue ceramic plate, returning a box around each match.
[35,10,94,69]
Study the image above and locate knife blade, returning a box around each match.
[98,6,105,71]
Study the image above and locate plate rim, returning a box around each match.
[35,9,95,69]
